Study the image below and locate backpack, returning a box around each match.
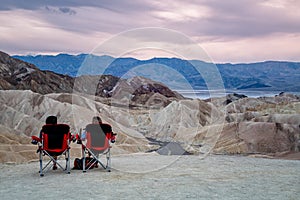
[73,157,97,170]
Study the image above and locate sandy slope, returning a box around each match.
[0,153,299,200]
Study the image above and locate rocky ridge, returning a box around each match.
[0,51,74,94]
[0,51,184,108]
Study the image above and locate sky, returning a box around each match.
[0,0,299,63]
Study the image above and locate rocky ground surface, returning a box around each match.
[0,153,299,200]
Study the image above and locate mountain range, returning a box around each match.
[1,51,300,163]
[13,53,300,92]
[0,51,183,108]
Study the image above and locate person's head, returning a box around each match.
[45,116,57,125]
[92,116,102,124]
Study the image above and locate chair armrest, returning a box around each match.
[70,134,77,143]
[75,134,82,144]
[110,132,117,143]
[31,136,41,145]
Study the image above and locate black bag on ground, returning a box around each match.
[73,157,97,170]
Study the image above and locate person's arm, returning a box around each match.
[81,130,86,141]
[39,129,42,139]
[103,124,116,143]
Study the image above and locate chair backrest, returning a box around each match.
[85,123,111,151]
[41,124,70,153]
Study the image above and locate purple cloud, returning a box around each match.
[0,0,299,62]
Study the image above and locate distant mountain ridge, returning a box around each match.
[0,51,184,107]
[13,53,300,92]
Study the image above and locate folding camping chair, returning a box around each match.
[31,124,73,176]
[80,123,115,172]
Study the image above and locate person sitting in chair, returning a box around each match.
[81,116,116,143]
[39,116,57,137]
[31,116,74,175]
[73,116,116,171]
[36,116,59,170]
[80,116,116,159]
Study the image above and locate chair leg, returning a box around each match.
[39,151,44,176]
[82,148,112,172]
[106,150,111,172]
[65,150,70,174]
[82,147,86,173]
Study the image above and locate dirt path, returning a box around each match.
[0,153,299,200]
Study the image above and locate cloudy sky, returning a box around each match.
[0,0,299,63]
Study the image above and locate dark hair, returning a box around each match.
[45,116,57,124]
[92,116,102,124]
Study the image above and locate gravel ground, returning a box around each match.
[0,153,299,200]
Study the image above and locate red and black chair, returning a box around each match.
[80,123,116,172]
[31,124,74,176]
